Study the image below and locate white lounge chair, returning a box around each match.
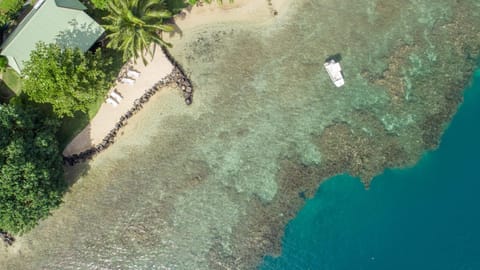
[120,77,135,85]
[127,69,140,78]
[106,97,119,107]
[110,91,123,101]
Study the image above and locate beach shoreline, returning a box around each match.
[63,0,290,158]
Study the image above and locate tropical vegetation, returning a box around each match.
[0,100,65,234]
[22,42,113,118]
[0,0,24,26]
[102,0,175,64]
[90,0,109,10]
[0,55,8,72]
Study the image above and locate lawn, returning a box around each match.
[2,67,22,94]
[57,92,106,149]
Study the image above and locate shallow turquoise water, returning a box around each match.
[261,69,480,269]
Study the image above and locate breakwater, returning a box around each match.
[162,46,194,105]
[62,63,193,166]
[0,230,14,246]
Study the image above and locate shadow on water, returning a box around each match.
[63,162,91,187]
[58,113,93,188]
[325,53,342,63]
[59,128,91,190]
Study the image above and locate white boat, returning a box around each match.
[324,60,345,87]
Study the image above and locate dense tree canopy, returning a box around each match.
[0,102,65,233]
[102,0,174,64]
[22,42,112,118]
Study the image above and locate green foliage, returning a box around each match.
[90,0,109,10]
[22,42,113,118]
[0,0,23,14]
[0,56,8,72]
[0,102,65,234]
[102,0,175,64]
[0,0,23,26]
[165,0,187,14]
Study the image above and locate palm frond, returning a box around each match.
[103,0,175,64]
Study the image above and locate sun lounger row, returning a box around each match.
[106,97,118,107]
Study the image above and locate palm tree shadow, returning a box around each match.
[168,21,183,38]
[55,19,104,49]
[165,0,194,38]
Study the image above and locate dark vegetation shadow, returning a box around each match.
[63,157,91,187]
[56,107,93,188]
[0,80,15,103]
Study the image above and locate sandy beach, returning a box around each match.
[169,0,290,31]
[63,0,290,156]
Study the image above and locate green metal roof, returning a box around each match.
[0,0,104,74]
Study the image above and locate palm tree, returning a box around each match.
[103,0,175,64]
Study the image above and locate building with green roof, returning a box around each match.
[0,0,104,74]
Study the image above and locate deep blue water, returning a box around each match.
[261,69,480,270]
